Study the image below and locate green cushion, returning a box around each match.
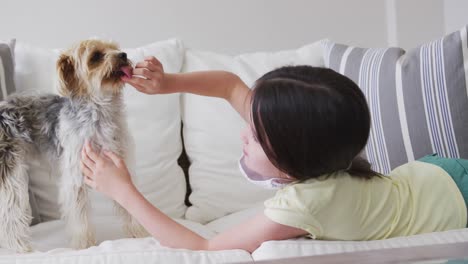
[418,153,468,227]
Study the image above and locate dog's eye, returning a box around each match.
[90,51,103,63]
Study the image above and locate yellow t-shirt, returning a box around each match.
[264,161,467,240]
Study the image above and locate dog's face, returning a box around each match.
[56,39,132,98]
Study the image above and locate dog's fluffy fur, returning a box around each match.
[0,39,146,252]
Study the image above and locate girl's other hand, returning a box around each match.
[81,141,135,202]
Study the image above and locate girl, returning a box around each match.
[81,57,467,253]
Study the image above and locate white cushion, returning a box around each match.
[204,207,468,261]
[0,218,252,264]
[206,209,468,260]
[181,41,326,223]
[251,228,468,261]
[27,217,216,252]
[14,39,187,221]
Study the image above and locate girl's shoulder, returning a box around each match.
[389,160,453,180]
[268,171,370,209]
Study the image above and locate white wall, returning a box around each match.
[0,0,388,54]
[444,0,468,34]
[0,0,464,54]
[386,0,445,49]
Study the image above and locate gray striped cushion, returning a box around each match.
[322,25,468,174]
[0,39,16,100]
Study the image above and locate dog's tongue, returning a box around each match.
[120,66,133,79]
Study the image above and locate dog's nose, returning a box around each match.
[118,52,127,60]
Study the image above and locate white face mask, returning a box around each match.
[238,155,294,190]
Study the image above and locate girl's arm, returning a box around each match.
[124,57,252,122]
[81,144,307,253]
[118,183,306,252]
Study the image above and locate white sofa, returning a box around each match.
[0,37,467,264]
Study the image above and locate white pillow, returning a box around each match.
[181,41,326,223]
[14,39,187,221]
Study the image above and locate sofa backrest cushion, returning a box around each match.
[181,41,326,223]
[323,25,468,174]
[14,39,188,222]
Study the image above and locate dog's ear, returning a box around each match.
[57,53,80,97]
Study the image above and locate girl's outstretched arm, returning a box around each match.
[81,142,307,252]
[124,56,252,122]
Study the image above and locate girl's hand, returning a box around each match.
[123,56,166,94]
[81,141,135,202]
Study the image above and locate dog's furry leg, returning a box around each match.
[0,144,33,252]
[114,202,149,238]
[61,183,96,249]
[117,142,149,239]
[59,161,96,249]
[117,160,148,238]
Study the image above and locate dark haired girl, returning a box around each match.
[81,57,467,252]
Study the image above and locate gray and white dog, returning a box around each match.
[0,39,146,253]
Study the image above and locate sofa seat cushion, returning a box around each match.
[251,228,468,261]
[0,218,252,264]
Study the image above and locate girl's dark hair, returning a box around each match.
[251,65,379,181]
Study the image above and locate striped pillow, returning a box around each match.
[0,39,16,100]
[322,25,468,174]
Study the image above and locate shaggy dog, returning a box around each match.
[0,39,146,252]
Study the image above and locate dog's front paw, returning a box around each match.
[71,232,97,249]
[1,239,33,253]
[125,221,150,238]
[0,220,33,253]
[16,240,33,253]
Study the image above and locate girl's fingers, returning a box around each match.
[123,78,146,91]
[103,150,123,167]
[124,78,157,94]
[144,56,163,68]
[84,176,96,189]
[134,60,159,72]
[132,68,157,79]
[81,149,96,170]
[84,141,99,162]
[125,76,150,87]
[81,161,93,178]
